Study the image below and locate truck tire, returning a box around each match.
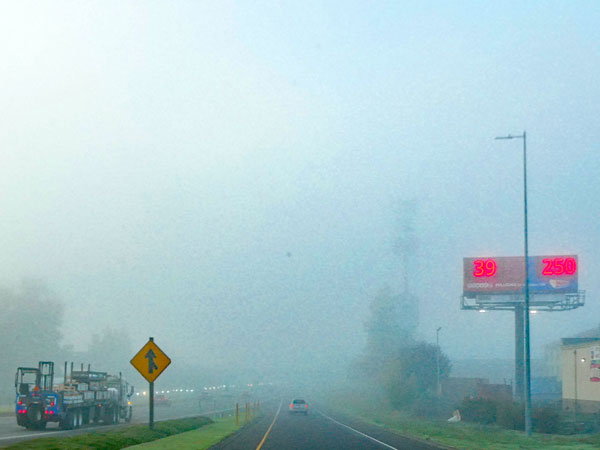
[103,408,114,424]
[82,408,90,425]
[17,415,27,427]
[60,410,75,430]
[25,407,43,429]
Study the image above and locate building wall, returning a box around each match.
[562,342,600,412]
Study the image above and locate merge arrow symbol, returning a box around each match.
[145,349,158,374]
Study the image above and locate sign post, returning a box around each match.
[130,337,172,429]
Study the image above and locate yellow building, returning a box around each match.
[562,338,600,413]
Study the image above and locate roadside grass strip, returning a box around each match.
[3,416,213,450]
[324,394,600,450]
[125,416,242,449]
[347,408,600,449]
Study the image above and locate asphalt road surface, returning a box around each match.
[210,400,448,450]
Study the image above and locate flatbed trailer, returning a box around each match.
[15,361,134,430]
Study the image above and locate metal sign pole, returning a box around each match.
[149,381,154,429]
[130,336,172,431]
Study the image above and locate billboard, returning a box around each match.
[463,255,578,297]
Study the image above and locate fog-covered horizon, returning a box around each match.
[1,1,599,380]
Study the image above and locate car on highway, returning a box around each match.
[289,398,308,414]
[155,395,171,407]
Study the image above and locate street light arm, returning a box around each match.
[495,134,524,140]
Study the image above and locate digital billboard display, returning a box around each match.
[463,255,578,297]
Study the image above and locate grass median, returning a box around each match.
[4,416,213,450]
[125,416,243,449]
[324,390,600,450]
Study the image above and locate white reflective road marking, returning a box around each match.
[0,430,69,441]
[316,409,398,450]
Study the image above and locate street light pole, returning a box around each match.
[495,131,532,436]
[436,327,442,397]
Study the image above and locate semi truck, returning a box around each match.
[15,361,134,430]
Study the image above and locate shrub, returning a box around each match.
[409,394,456,419]
[533,404,560,434]
[496,401,524,430]
[459,398,497,425]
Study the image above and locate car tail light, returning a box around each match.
[290,404,294,408]
[305,404,308,408]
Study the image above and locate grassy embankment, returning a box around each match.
[0,404,13,416]
[4,416,215,450]
[126,416,243,449]
[324,388,600,450]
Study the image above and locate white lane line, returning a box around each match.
[316,410,398,450]
[0,430,70,441]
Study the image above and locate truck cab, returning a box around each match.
[15,361,55,429]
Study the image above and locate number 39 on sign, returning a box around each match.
[473,259,497,277]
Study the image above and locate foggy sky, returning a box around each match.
[1,1,599,376]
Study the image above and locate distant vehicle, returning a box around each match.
[15,361,134,430]
[155,395,171,407]
[289,398,308,415]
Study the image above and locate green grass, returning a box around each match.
[4,416,213,450]
[126,416,243,449]
[323,389,600,450]
[0,404,14,416]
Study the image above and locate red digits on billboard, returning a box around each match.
[542,259,553,275]
[554,258,565,275]
[541,257,577,276]
[485,259,497,276]
[564,257,577,275]
[473,259,496,277]
[473,260,485,277]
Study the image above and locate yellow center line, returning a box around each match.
[255,399,282,450]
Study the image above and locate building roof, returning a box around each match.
[561,337,600,347]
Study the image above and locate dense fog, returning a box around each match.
[1,1,599,404]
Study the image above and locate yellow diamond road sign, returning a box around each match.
[130,338,171,383]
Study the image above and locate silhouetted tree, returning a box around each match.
[0,279,67,402]
[84,327,133,376]
[384,341,451,408]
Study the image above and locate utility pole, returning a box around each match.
[494,131,532,436]
[436,327,442,396]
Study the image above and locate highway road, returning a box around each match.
[0,397,450,449]
[210,400,448,450]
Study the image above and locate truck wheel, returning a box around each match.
[26,407,42,429]
[60,411,73,430]
[103,408,114,424]
[82,408,90,425]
